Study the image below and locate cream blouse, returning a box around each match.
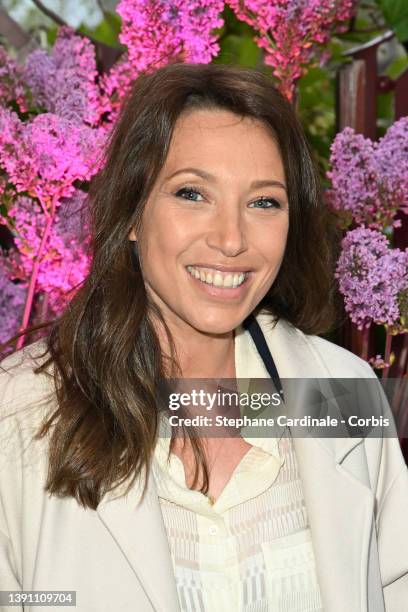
[152,423,324,612]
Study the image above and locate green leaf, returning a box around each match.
[215,4,262,67]
[46,26,58,47]
[375,0,408,42]
[102,11,122,38]
[216,33,261,67]
[376,91,394,137]
[385,54,408,79]
[221,4,255,37]
[297,65,336,185]
[78,15,121,47]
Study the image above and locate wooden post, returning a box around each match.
[336,60,367,134]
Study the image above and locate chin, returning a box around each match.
[187,313,241,336]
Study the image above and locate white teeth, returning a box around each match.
[186,266,247,288]
[213,272,223,287]
[223,274,233,288]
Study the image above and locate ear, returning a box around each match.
[128,227,137,241]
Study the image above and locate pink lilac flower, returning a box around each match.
[23,27,101,127]
[335,227,408,331]
[368,354,391,369]
[227,0,356,100]
[117,0,224,70]
[0,108,106,204]
[99,54,136,123]
[6,196,47,266]
[327,118,408,229]
[101,0,224,122]
[6,191,92,316]
[37,191,92,314]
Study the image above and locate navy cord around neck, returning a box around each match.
[242,313,285,403]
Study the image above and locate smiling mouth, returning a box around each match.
[186,265,250,289]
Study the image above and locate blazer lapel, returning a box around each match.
[97,473,181,612]
[239,314,376,612]
[292,436,376,612]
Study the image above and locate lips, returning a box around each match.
[188,263,251,273]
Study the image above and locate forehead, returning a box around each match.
[164,108,284,177]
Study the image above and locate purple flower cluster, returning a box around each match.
[23,27,101,126]
[375,117,408,216]
[335,227,408,331]
[327,117,408,229]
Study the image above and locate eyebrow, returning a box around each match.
[165,167,287,192]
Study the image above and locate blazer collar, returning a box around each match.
[235,312,367,461]
[97,313,375,612]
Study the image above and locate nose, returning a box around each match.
[205,203,248,257]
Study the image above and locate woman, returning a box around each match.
[0,63,407,612]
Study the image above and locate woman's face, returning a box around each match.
[129,108,289,335]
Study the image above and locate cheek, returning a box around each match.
[138,215,192,283]
[140,212,172,256]
[257,222,289,263]
[146,205,197,250]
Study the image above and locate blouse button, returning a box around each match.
[209,525,218,536]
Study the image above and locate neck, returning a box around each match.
[151,312,236,379]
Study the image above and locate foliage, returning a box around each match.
[0,0,407,367]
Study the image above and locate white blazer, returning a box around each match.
[0,312,407,612]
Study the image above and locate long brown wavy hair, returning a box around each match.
[0,62,341,510]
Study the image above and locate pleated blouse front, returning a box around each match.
[152,425,324,612]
